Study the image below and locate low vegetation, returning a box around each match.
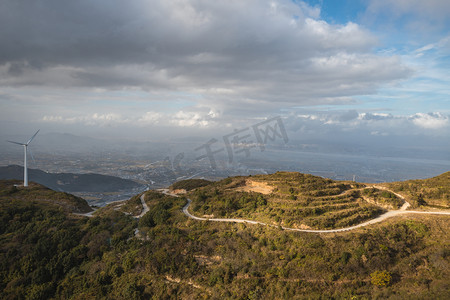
[385,171,450,208]
[0,172,449,299]
[92,194,144,218]
[370,270,392,287]
[170,179,212,191]
[138,191,185,233]
[0,180,92,213]
[119,194,145,216]
[361,188,404,209]
[188,172,387,229]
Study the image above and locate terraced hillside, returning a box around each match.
[186,172,404,230]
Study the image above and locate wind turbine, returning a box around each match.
[7,130,40,187]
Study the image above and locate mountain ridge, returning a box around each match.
[0,165,142,193]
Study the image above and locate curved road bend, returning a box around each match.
[135,193,149,219]
[75,194,149,219]
[172,189,450,233]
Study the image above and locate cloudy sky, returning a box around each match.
[0,0,449,146]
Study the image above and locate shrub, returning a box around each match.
[370,270,392,287]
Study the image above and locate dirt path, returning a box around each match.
[73,209,96,218]
[74,193,150,239]
[135,193,149,219]
[132,193,150,239]
[171,189,450,233]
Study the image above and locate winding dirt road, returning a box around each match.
[135,193,149,219]
[171,189,450,233]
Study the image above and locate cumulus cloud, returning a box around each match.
[410,112,449,129]
[42,113,127,127]
[0,0,411,112]
[41,108,221,128]
[137,111,162,125]
[359,112,394,121]
[284,110,449,138]
[171,111,210,127]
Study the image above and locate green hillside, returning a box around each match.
[0,180,92,213]
[95,193,145,218]
[188,172,404,229]
[0,173,449,299]
[170,179,213,191]
[385,171,450,208]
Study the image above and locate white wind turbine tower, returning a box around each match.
[7,130,40,187]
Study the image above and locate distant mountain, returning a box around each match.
[0,165,143,193]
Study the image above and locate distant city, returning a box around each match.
[1,132,449,206]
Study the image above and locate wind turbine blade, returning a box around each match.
[26,129,40,145]
[29,147,36,166]
[7,140,25,146]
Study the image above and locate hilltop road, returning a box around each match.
[160,189,450,233]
